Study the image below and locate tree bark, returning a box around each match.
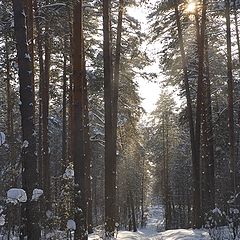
[129,191,137,232]
[234,0,240,65]
[201,35,215,214]
[72,0,87,239]
[42,13,51,210]
[83,50,93,234]
[225,0,236,194]
[112,0,124,157]
[34,0,44,188]
[24,0,35,119]
[12,0,40,238]
[5,37,14,163]
[174,1,200,228]
[103,0,116,237]
[62,48,68,172]
[194,0,207,228]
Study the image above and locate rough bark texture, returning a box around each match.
[194,0,207,228]
[83,50,93,234]
[234,0,240,65]
[62,51,67,172]
[201,35,215,214]
[174,1,200,228]
[225,0,236,194]
[42,15,51,210]
[12,0,40,239]
[72,1,87,239]
[103,0,116,237]
[34,0,44,187]
[24,0,35,117]
[112,0,124,149]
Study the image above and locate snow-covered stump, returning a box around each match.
[67,219,76,240]
[4,188,27,239]
[3,188,43,239]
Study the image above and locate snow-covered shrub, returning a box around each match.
[31,188,43,201]
[205,207,228,240]
[6,188,27,204]
[205,206,240,240]
[227,208,240,239]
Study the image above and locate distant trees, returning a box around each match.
[148,0,240,230]
[0,0,148,238]
[5,0,240,237]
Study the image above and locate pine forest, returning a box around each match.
[0,0,240,239]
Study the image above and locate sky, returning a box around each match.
[127,1,163,114]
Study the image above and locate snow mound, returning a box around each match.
[67,219,76,230]
[7,188,27,204]
[114,229,210,239]
[89,234,101,240]
[63,167,74,179]
[157,229,210,240]
[31,188,43,201]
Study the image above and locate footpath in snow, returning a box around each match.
[89,205,210,240]
[116,228,210,240]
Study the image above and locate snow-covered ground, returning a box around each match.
[89,205,210,240]
[89,228,210,240]
[145,205,165,232]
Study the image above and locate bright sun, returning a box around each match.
[186,2,196,14]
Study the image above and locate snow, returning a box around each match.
[230,208,239,214]
[46,210,53,219]
[0,207,5,226]
[89,205,210,240]
[63,167,74,179]
[42,3,66,8]
[22,140,29,148]
[67,219,76,230]
[89,229,210,240]
[7,188,27,204]
[0,215,5,226]
[31,188,43,201]
[146,205,165,232]
[24,53,31,61]
[0,132,6,146]
[212,207,222,215]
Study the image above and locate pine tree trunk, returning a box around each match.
[103,0,116,237]
[141,157,145,227]
[34,0,44,187]
[234,0,240,191]
[12,0,40,238]
[234,0,240,65]
[67,8,73,164]
[42,15,51,210]
[112,0,124,158]
[225,0,236,194]
[72,1,87,239]
[24,0,35,118]
[174,1,200,228]
[82,51,93,234]
[129,191,137,232]
[194,0,207,228]
[62,50,67,172]
[203,35,215,213]
[5,37,14,163]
